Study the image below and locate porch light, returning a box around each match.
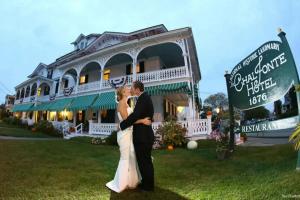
[63,109,67,119]
[177,106,184,113]
[37,87,41,96]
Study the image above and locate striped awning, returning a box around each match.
[12,103,34,112]
[67,94,98,111]
[145,82,190,96]
[91,92,116,110]
[48,98,74,111]
[30,102,49,111]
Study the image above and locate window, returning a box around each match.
[44,86,50,96]
[79,75,89,84]
[31,84,37,96]
[64,79,69,88]
[47,70,53,79]
[126,61,145,75]
[80,76,86,84]
[55,81,59,94]
[103,69,110,80]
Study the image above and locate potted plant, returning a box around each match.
[213,130,229,160]
[240,132,247,142]
[69,127,75,133]
[156,117,187,150]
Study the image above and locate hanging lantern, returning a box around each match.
[37,87,42,96]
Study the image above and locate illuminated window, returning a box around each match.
[80,76,86,84]
[103,69,110,80]
[136,64,140,73]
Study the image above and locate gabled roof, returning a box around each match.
[71,33,101,45]
[48,24,173,68]
[27,63,48,78]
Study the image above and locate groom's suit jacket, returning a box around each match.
[120,92,154,144]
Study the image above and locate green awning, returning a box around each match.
[91,92,116,110]
[145,82,190,96]
[12,103,34,112]
[48,98,74,111]
[67,94,98,111]
[30,103,48,111]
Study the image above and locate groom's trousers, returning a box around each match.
[134,142,154,190]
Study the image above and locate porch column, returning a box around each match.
[98,110,101,123]
[183,52,190,77]
[188,96,195,120]
[75,76,80,94]
[36,80,40,104]
[132,57,137,81]
[99,67,104,91]
[73,111,77,125]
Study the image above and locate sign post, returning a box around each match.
[225,29,300,169]
[225,72,235,151]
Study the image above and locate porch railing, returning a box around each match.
[89,118,211,137]
[137,66,187,83]
[65,66,188,95]
[89,123,119,135]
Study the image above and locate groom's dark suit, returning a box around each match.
[120,92,154,190]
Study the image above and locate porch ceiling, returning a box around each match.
[137,43,184,68]
[165,93,189,107]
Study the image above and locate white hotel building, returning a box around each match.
[12,25,211,139]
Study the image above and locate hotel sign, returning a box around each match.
[228,35,299,110]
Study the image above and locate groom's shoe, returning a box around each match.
[138,184,154,192]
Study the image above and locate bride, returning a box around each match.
[106,86,152,193]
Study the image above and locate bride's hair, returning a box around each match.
[116,86,125,101]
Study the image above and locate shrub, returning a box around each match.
[156,118,187,147]
[240,132,247,141]
[105,131,118,146]
[34,120,62,137]
[91,137,103,145]
[3,117,22,126]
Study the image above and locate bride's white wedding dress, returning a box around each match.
[106,107,142,193]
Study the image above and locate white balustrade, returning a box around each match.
[37,95,50,102]
[88,119,211,137]
[77,81,101,93]
[75,123,83,134]
[73,66,187,93]
[51,121,74,133]
[89,123,118,135]
[137,66,187,83]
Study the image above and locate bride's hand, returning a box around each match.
[142,117,152,125]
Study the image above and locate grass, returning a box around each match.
[0,122,57,138]
[0,137,300,200]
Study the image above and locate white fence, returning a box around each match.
[89,118,212,138]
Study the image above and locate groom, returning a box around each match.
[120,81,155,191]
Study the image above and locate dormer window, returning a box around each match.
[80,42,84,49]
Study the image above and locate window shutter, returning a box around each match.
[85,74,89,83]
[126,64,131,75]
[139,61,145,73]
[65,79,69,88]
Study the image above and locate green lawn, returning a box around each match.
[0,137,300,200]
[0,122,57,138]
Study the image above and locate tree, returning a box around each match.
[204,93,228,111]
[288,86,298,113]
[274,100,282,117]
[243,106,270,121]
